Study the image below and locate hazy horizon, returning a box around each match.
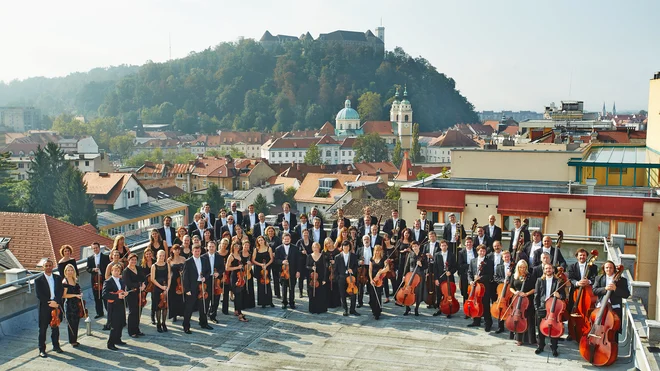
[1,0,658,112]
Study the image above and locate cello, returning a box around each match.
[463,260,486,318]
[491,260,515,321]
[568,249,599,342]
[438,260,459,315]
[504,276,529,334]
[539,271,569,339]
[395,264,421,307]
[579,265,624,367]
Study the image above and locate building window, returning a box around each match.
[590,220,610,238]
[502,215,544,232]
[326,150,331,157]
[18,163,24,168]
[74,161,79,166]
[404,115,409,122]
[278,152,282,157]
[285,152,289,157]
[342,151,345,156]
[335,151,338,156]
[85,160,90,166]
[616,221,637,245]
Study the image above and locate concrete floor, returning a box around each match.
[0,293,637,371]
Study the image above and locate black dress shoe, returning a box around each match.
[39,351,47,358]
[94,314,104,319]
[350,311,361,316]
[433,311,441,317]
[495,328,504,334]
[261,305,266,309]
[535,347,544,354]
[290,304,296,309]
[131,334,140,338]
[102,325,111,331]
[374,314,380,320]
[403,309,410,316]
[116,341,127,345]
[53,347,63,353]
[270,304,275,308]
[356,304,362,308]
[184,329,192,334]
[210,318,218,324]
[222,310,229,315]
[343,311,349,317]
[464,315,469,319]
[107,344,118,351]
[447,314,452,319]
[414,309,419,316]
[137,332,145,336]
[162,324,167,332]
[484,325,492,332]
[281,304,288,309]
[467,323,479,327]
[552,349,559,357]
[202,324,213,330]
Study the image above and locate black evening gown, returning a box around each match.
[306,254,328,314]
[324,249,342,309]
[168,262,185,319]
[254,249,274,306]
[230,256,245,312]
[368,259,385,317]
[241,254,256,309]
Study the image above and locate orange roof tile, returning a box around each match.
[395,152,417,181]
[294,173,381,205]
[362,121,394,135]
[353,161,398,175]
[83,172,131,195]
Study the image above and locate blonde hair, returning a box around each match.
[514,260,529,280]
[323,237,334,252]
[112,235,125,250]
[64,263,77,282]
[373,245,383,260]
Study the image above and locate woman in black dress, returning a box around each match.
[264,226,281,298]
[151,250,171,332]
[58,245,78,277]
[122,253,146,337]
[382,234,396,301]
[306,242,327,314]
[148,228,168,257]
[241,239,256,309]
[368,245,387,320]
[296,229,313,298]
[167,244,186,322]
[395,228,413,291]
[203,229,215,252]
[251,235,274,308]
[226,242,249,322]
[173,226,188,246]
[324,237,341,309]
[140,249,155,324]
[180,235,193,259]
[113,235,130,266]
[509,260,536,346]
[218,238,231,315]
[62,263,83,346]
[402,241,427,316]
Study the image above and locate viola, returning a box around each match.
[491,260,515,320]
[236,266,246,288]
[260,260,270,285]
[395,263,422,307]
[463,260,486,318]
[357,265,369,285]
[579,265,624,367]
[50,307,62,328]
[198,282,209,300]
[213,269,223,296]
[158,291,168,309]
[140,289,148,308]
[568,249,599,342]
[372,264,389,287]
[77,298,88,319]
[539,275,568,339]
[175,277,183,295]
[438,261,459,315]
[505,294,529,334]
[281,263,290,280]
[346,273,358,295]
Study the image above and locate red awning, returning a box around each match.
[417,189,465,212]
[497,192,550,216]
[586,196,644,221]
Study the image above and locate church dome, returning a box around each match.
[336,99,360,121]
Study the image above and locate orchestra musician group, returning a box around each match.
[36,203,630,367]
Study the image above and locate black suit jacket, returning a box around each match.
[274,244,300,276]
[443,223,467,243]
[102,276,127,326]
[294,223,310,239]
[592,274,630,309]
[468,258,493,284]
[474,235,491,251]
[201,213,216,230]
[382,218,406,238]
[508,226,531,252]
[567,262,598,287]
[457,248,476,276]
[493,261,515,284]
[532,247,567,270]
[278,230,299,245]
[86,253,110,280]
[158,226,177,245]
[420,219,434,233]
[230,210,243,227]
[331,217,352,229]
[220,224,238,239]
[335,252,358,279]
[484,225,502,246]
[36,273,63,308]
[183,256,211,297]
[432,251,457,282]
[309,228,327,244]
[366,234,383,249]
[411,229,427,244]
[252,222,270,238]
[276,212,297,230]
[243,212,258,231]
[534,276,566,312]
[188,221,199,236]
[202,252,225,277]
[357,216,379,232]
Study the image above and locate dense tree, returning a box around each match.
[416,171,430,180]
[284,187,297,209]
[124,149,195,167]
[357,91,383,121]
[354,133,389,163]
[27,143,67,216]
[174,192,204,218]
[411,123,421,162]
[385,186,400,201]
[109,134,135,159]
[392,140,403,168]
[304,143,323,165]
[205,183,225,211]
[54,166,97,226]
[0,152,17,211]
[253,193,268,215]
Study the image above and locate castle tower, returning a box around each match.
[375,26,384,44]
[396,85,413,150]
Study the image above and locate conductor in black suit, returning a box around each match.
[228,202,243,227]
[336,240,360,316]
[86,242,110,318]
[158,216,177,247]
[275,202,297,230]
[274,233,300,309]
[36,259,64,358]
[182,244,213,334]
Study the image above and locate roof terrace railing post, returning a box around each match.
[620,254,637,280]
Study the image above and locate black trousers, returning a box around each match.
[459,273,469,300]
[358,282,367,305]
[536,312,559,350]
[448,243,459,263]
[272,267,281,297]
[109,322,123,346]
[208,288,221,319]
[38,306,60,352]
[92,282,105,316]
[126,292,140,335]
[183,293,208,330]
[395,253,408,291]
[471,291,493,327]
[65,310,80,344]
[338,279,356,313]
[281,276,296,306]
[222,283,230,314]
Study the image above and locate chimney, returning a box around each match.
[321,164,326,170]
[296,163,300,170]
[586,178,597,195]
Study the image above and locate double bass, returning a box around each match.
[438,260,459,315]
[504,276,529,334]
[463,260,486,318]
[491,260,515,321]
[568,249,599,342]
[579,265,624,367]
[424,241,437,307]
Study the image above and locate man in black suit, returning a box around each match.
[566,248,599,340]
[36,259,64,357]
[458,237,477,315]
[192,218,210,240]
[474,226,491,252]
[220,214,238,239]
[508,217,530,252]
[294,213,310,238]
[443,213,466,262]
[410,219,427,244]
[336,240,360,316]
[309,207,324,227]
[202,241,225,324]
[86,242,110,318]
[252,213,269,238]
[213,209,228,236]
[419,210,434,233]
[102,263,128,351]
[593,261,630,342]
[279,220,299,245]
[330,217,347,241]
[243,204,257,232]
[331,208,351,229]
[492,249,513,332]
[201,204,216,232]
[467,244,494,332]
[229,202,243,227]
[309,217,326,244]
[188,213,202,237]
[158,216,177,247]
[535,263,566,357]
[367,224,383,249]
[484,215,502,249]
[383,209,406,241]
[356,235,374,308]
[357,206,378,232]
[274,233,300,309]
[487,240,504,304]
[532,235,567,270]
[182,244,212,334]
[276,202,297,230]
[432,238,457,317]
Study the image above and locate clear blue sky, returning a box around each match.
[1,0,658,112]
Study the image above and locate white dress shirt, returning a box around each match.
[112,276,122,291]
[164,227,173,246]
[249,213,256,228]
[194,257,203,281]
[209,254,215,269]
[343,252,350,273]
[466,248,475,264]
[45,273,55,300]
[545,277,554,299]
[579,263,586,279]
[492,252,502,266]
[489,225,495,237]
[362,245,372,263]
[94,253,101,267]
[529,241,542,266]
[313,228,321,242]
[284,244,290,256]
[451,223,458,242]
[284,212,290,224]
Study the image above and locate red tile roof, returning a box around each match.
[395,152,417,181]
[318,122,335,135]
[294,173,382,205]
[362,121,394,135]
[353,161,398,176]
[429,130,479,148]
[597,131,630,144]
[0,212,114,270]
[502,126,519,136]
[269,137,323,149]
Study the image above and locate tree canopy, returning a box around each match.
[354,133,389,163]
[304,143,323,165]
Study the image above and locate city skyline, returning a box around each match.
[1,0,658,112]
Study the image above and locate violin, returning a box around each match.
[145,280,154,293]
[539,274,568,339]
[222,270,231,285]
[236,265,246,288]
[310,264,320,297]
[491,260,515,320]
[175,277,183,295]
[140,288,148,308]
[213,269,223,296]
[77,298,88,319]
[568,249,599,342]
[198,282,209,300]
[463,260,486,318]
[259,260,270,285]
[346,273,358,295]
[384,258,396,280]
[92,273,103,292]
[281,262,290,280]
[50,307,62,328]
[579,265,624,367]
[246,262,253,280]
[158,291,168,309]
[504,277,529,334]
[439,261,459,315]
[357,265,368,285]
[372,264,389,288]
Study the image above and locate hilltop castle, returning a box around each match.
[259,27,385,54]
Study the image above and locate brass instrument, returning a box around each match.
[391,217,400,244]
